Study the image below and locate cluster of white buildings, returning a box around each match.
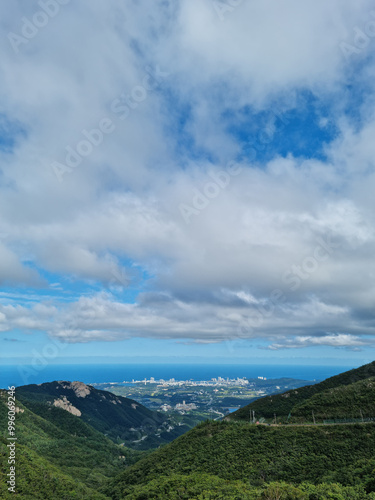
[160,401,197,412]
[127,376,250,387]
[175,400,197,411]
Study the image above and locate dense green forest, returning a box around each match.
[1,361,375,498]
[106,360,375,499]
[106,419,375,499]
[0,438,108,500]
[107,473,375,499]
[291,377,375,422]
[0,391,144,498]
[230,360,375,423]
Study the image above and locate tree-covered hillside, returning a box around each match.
[107,472,375,499]
[17,380,189,449]
[16,381,158,444]
[229,360,375,423]
[291,376,375,423]
[0,390,142,498]
[0,438,108,500]
[106,419,375,499]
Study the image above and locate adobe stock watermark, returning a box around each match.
[17,337,68,385]
[227,232,341,352]
[110,65,169,120]
[179,161,242,224]
[340,10,375,60]
[0,231,9,242]
[212,0,244,22]
[8,0,71,54]
[108,264,142,290]
[179,105,290,224]
[51,65,169,183]
[244,106,290,162]
[51,118,115,182]
[281,233,340,291]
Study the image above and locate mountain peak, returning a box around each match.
[56,380,92,398]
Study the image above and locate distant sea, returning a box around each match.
[0,363,355,389]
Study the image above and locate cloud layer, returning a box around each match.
[1,0,375,352]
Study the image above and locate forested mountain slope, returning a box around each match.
[0,390,130,498]
[106,419,375,499]
[291,376,375,423]
[229,360,375,423]
[17,380,188,449]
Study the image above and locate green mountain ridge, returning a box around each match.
[291,376,375,423]
[0,390,127,498]
[106,420,375,499]
[229,360,375,423]
[16,380,189,449]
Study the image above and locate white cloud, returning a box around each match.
[0,242,43,286]
[267,333,375,350]
[1,1,375,348]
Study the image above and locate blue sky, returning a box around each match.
[1,0,375,369]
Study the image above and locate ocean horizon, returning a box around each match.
[0,363,356,389]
